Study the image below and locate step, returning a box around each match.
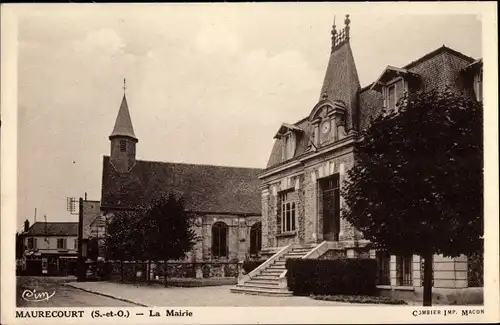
[252,274,280,281]
[291,247,312,251]
[261,270,284,276]
[245,280,280,287]
[230,286,293,297]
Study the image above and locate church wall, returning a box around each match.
[100,209,261,263]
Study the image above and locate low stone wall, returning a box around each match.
[105,261,240,283]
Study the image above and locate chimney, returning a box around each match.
[24,219,30,232]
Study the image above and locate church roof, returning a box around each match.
[101,156,263,215]
[110,94,137,140]
[23,222,78,236]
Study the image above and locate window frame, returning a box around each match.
[57,238,67,250]
[279,190,297,234]
[119,140,127,152]
[376,251,391,285]
[396,255,413,286]
[211,222,228,258]
[473,69,483,102]
[383,77,407,110]
[282,131,296,162]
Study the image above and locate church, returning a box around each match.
[99,84,263,270]
[233,15,483,300]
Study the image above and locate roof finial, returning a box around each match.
[123,78,127,94]
[344,14,351,39]
[331,15,338,52]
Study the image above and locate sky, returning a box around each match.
[15,4,482,227]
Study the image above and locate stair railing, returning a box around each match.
[248,244,292,280]
[302,241,329,259]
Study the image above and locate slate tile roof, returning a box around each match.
[101,156,263,215]
[110,94,137,140]
[265,44,479,170]
[23,222,78,236]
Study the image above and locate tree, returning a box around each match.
[16,232,25,260]
[105,209,143,262]
[139,193,198,286]
[342,87,483,306]
[104,193,198,286]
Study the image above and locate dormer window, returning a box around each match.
[283,133,294,161]
[386,79,403,110]
[473,69,483,102]
[461,59,483,103]
[274,123,303,162]
[371,65,421,110]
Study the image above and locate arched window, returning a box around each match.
[212,222,228,258]
[250,222,262,256]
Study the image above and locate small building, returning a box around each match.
[21,220,78,276]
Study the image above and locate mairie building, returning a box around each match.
[232,15,483,301]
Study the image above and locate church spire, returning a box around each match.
[109,79,137,141]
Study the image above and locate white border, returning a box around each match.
[2,2,499,324]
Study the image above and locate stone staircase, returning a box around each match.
[231,244,315,297]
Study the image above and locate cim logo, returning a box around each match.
[21,289,55,302]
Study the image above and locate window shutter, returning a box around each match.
[34,238,38,249]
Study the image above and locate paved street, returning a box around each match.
[16,276,135,307]
[68,281,367,306]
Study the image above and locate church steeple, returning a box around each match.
[319,14,361,132]
[109,79,137,141]
[109,79,138,173]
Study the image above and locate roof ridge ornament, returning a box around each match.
[321,89,329,100]
[331,14,351,53]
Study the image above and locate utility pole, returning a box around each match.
[77,197,84,282]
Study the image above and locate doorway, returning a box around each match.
[320,174,340,241]
[249,222,262,256]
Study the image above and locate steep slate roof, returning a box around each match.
[101,156,263,215]
[109,94,137,140]
[265,43,478,170]
[319,39,361,131]
[23,222,78,236]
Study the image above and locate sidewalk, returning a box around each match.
[67,281,367,306]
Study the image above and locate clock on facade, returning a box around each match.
[321,121,331,134]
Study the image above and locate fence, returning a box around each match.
[87,260,241,283]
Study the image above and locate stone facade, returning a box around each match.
[260,17,483,291]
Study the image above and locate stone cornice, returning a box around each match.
[259,134,358,179]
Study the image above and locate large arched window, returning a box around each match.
[212,222,228,258]
[250,222,262,256]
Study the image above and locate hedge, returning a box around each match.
[286,258,377,296]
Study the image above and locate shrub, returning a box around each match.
[286,258,377,296]
[311,294,407,305]
[242,259,266,274]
